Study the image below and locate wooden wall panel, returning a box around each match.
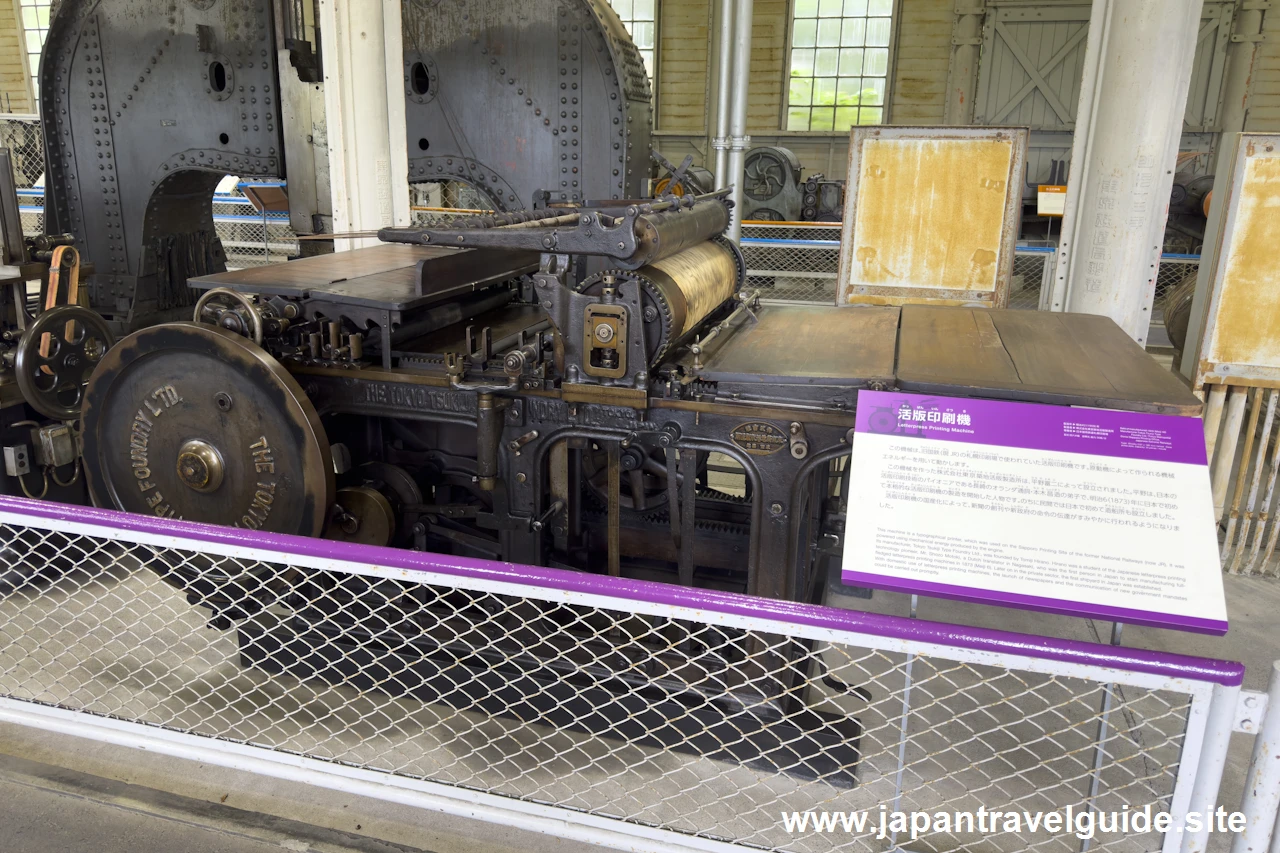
[0,0,33,114]
[657,0,711,132]
[745,0,787,131]
[655,0,954,135]
[890,0,952,124]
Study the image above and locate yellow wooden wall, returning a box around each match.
[657,0,711,131]
[0,0,34,114]
[655,0,953,133]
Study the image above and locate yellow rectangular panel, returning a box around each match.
[1207,155,1280,369]
[848,138,1014,293]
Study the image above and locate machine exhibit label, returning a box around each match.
[843,390,1228,634]
[730,422,787,456]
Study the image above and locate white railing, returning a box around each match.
[0,496,1251,853]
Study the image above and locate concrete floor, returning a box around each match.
[0,720,602,853]
[0,565,1275,853]
[0,748,426,853]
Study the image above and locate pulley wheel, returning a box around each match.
[81,322,334,536]
[15,305,115,421]
[327,485,397,547]
[193,287,265,345]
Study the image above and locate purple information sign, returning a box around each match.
[854,390,1208,465]
[843,390,1228,635]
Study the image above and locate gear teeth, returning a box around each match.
[696,487,749,504]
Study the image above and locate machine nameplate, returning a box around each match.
[361,382,476,414]
[730,422,787,456]
[126,384,187,518]
[522,397,571,423]
[523,397,644,427]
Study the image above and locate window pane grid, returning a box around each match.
[607,0,657,85]
[19,0,52,79]
[786,0,892,130]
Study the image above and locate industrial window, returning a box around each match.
[785,0,893,131]
[18,0,52,79]
[607,0,657,84]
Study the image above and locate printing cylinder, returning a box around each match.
[624,199,732,269]
[579,239,741,364]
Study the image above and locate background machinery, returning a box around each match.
[37,0,652,335]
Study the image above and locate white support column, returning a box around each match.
[725,0,755,242]
[711,0,735,189]
[317,0,411,251]
[1048,0,1204,346]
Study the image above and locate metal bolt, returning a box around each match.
[214,392,233,412]
[770,502,784,515]
[516,472,527,483]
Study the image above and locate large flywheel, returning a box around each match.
[81,323,334,536]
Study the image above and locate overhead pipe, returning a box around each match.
[711,0,735,189]
[725,0,754,242]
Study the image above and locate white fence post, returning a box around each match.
[1233,661,1280,853]
[1184,681,1242,853]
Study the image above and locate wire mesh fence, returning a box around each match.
[738,224,1200,335]
[742,222,841,303]
[411,180,496,226]
[0,116,43,189]
[2,116,45,237]
[1153,258,1200,324]
[212,182,300,270]
[1010,250,1053,311]
[0,501,1241,853]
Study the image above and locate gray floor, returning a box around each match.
[0,721,603,853]
[0,749,423,853]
